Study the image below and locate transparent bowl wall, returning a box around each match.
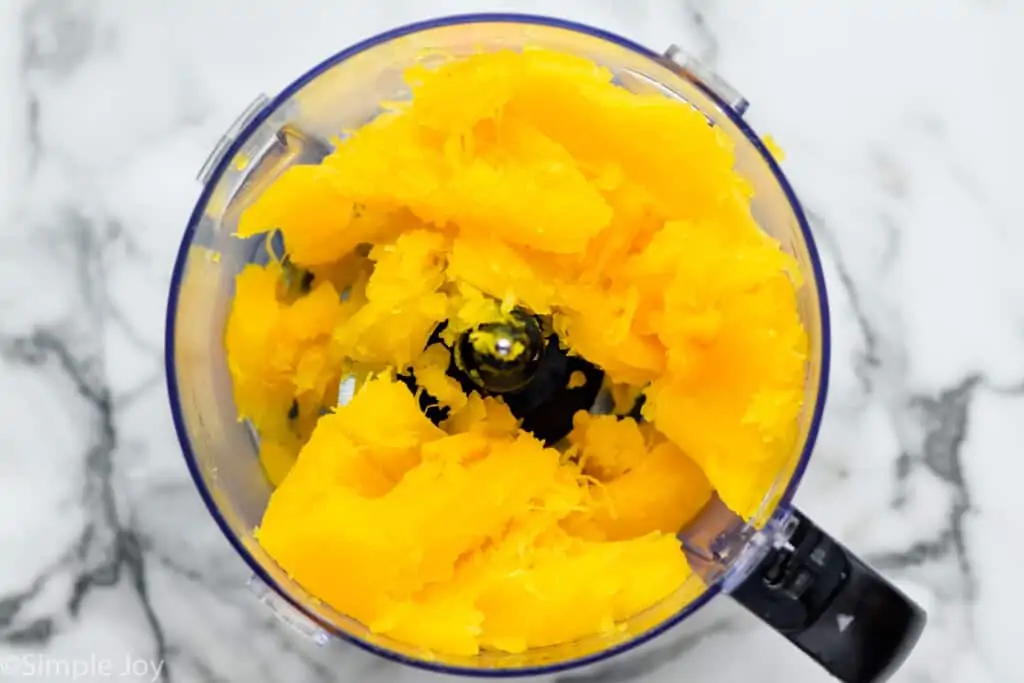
[166,15,828,676]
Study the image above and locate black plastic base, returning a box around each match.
[731,508,926,683]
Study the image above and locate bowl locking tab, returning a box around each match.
[196,93,271,184]
[662,45,749,116]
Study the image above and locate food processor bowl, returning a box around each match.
[166,14,924,682]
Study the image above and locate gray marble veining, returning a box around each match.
[1,1,1022,682]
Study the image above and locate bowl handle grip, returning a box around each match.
[729,508,926,683]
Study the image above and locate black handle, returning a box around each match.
[730,508,926,683]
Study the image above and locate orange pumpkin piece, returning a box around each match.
[332,229,450,371]
[224,262,347,465]
[226,46,809,657]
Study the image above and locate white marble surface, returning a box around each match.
[1,1,1022,681]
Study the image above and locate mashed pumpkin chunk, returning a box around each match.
[228,47,808,657]
[332,229,450,371]
[225,261,348,480]
[564,434,713,542]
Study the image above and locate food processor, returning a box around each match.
[165,14,925,683]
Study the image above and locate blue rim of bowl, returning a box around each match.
[165,11,831,677]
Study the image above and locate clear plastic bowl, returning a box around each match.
[167,14,920,681]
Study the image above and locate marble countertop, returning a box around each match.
[1,1,1021,681]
